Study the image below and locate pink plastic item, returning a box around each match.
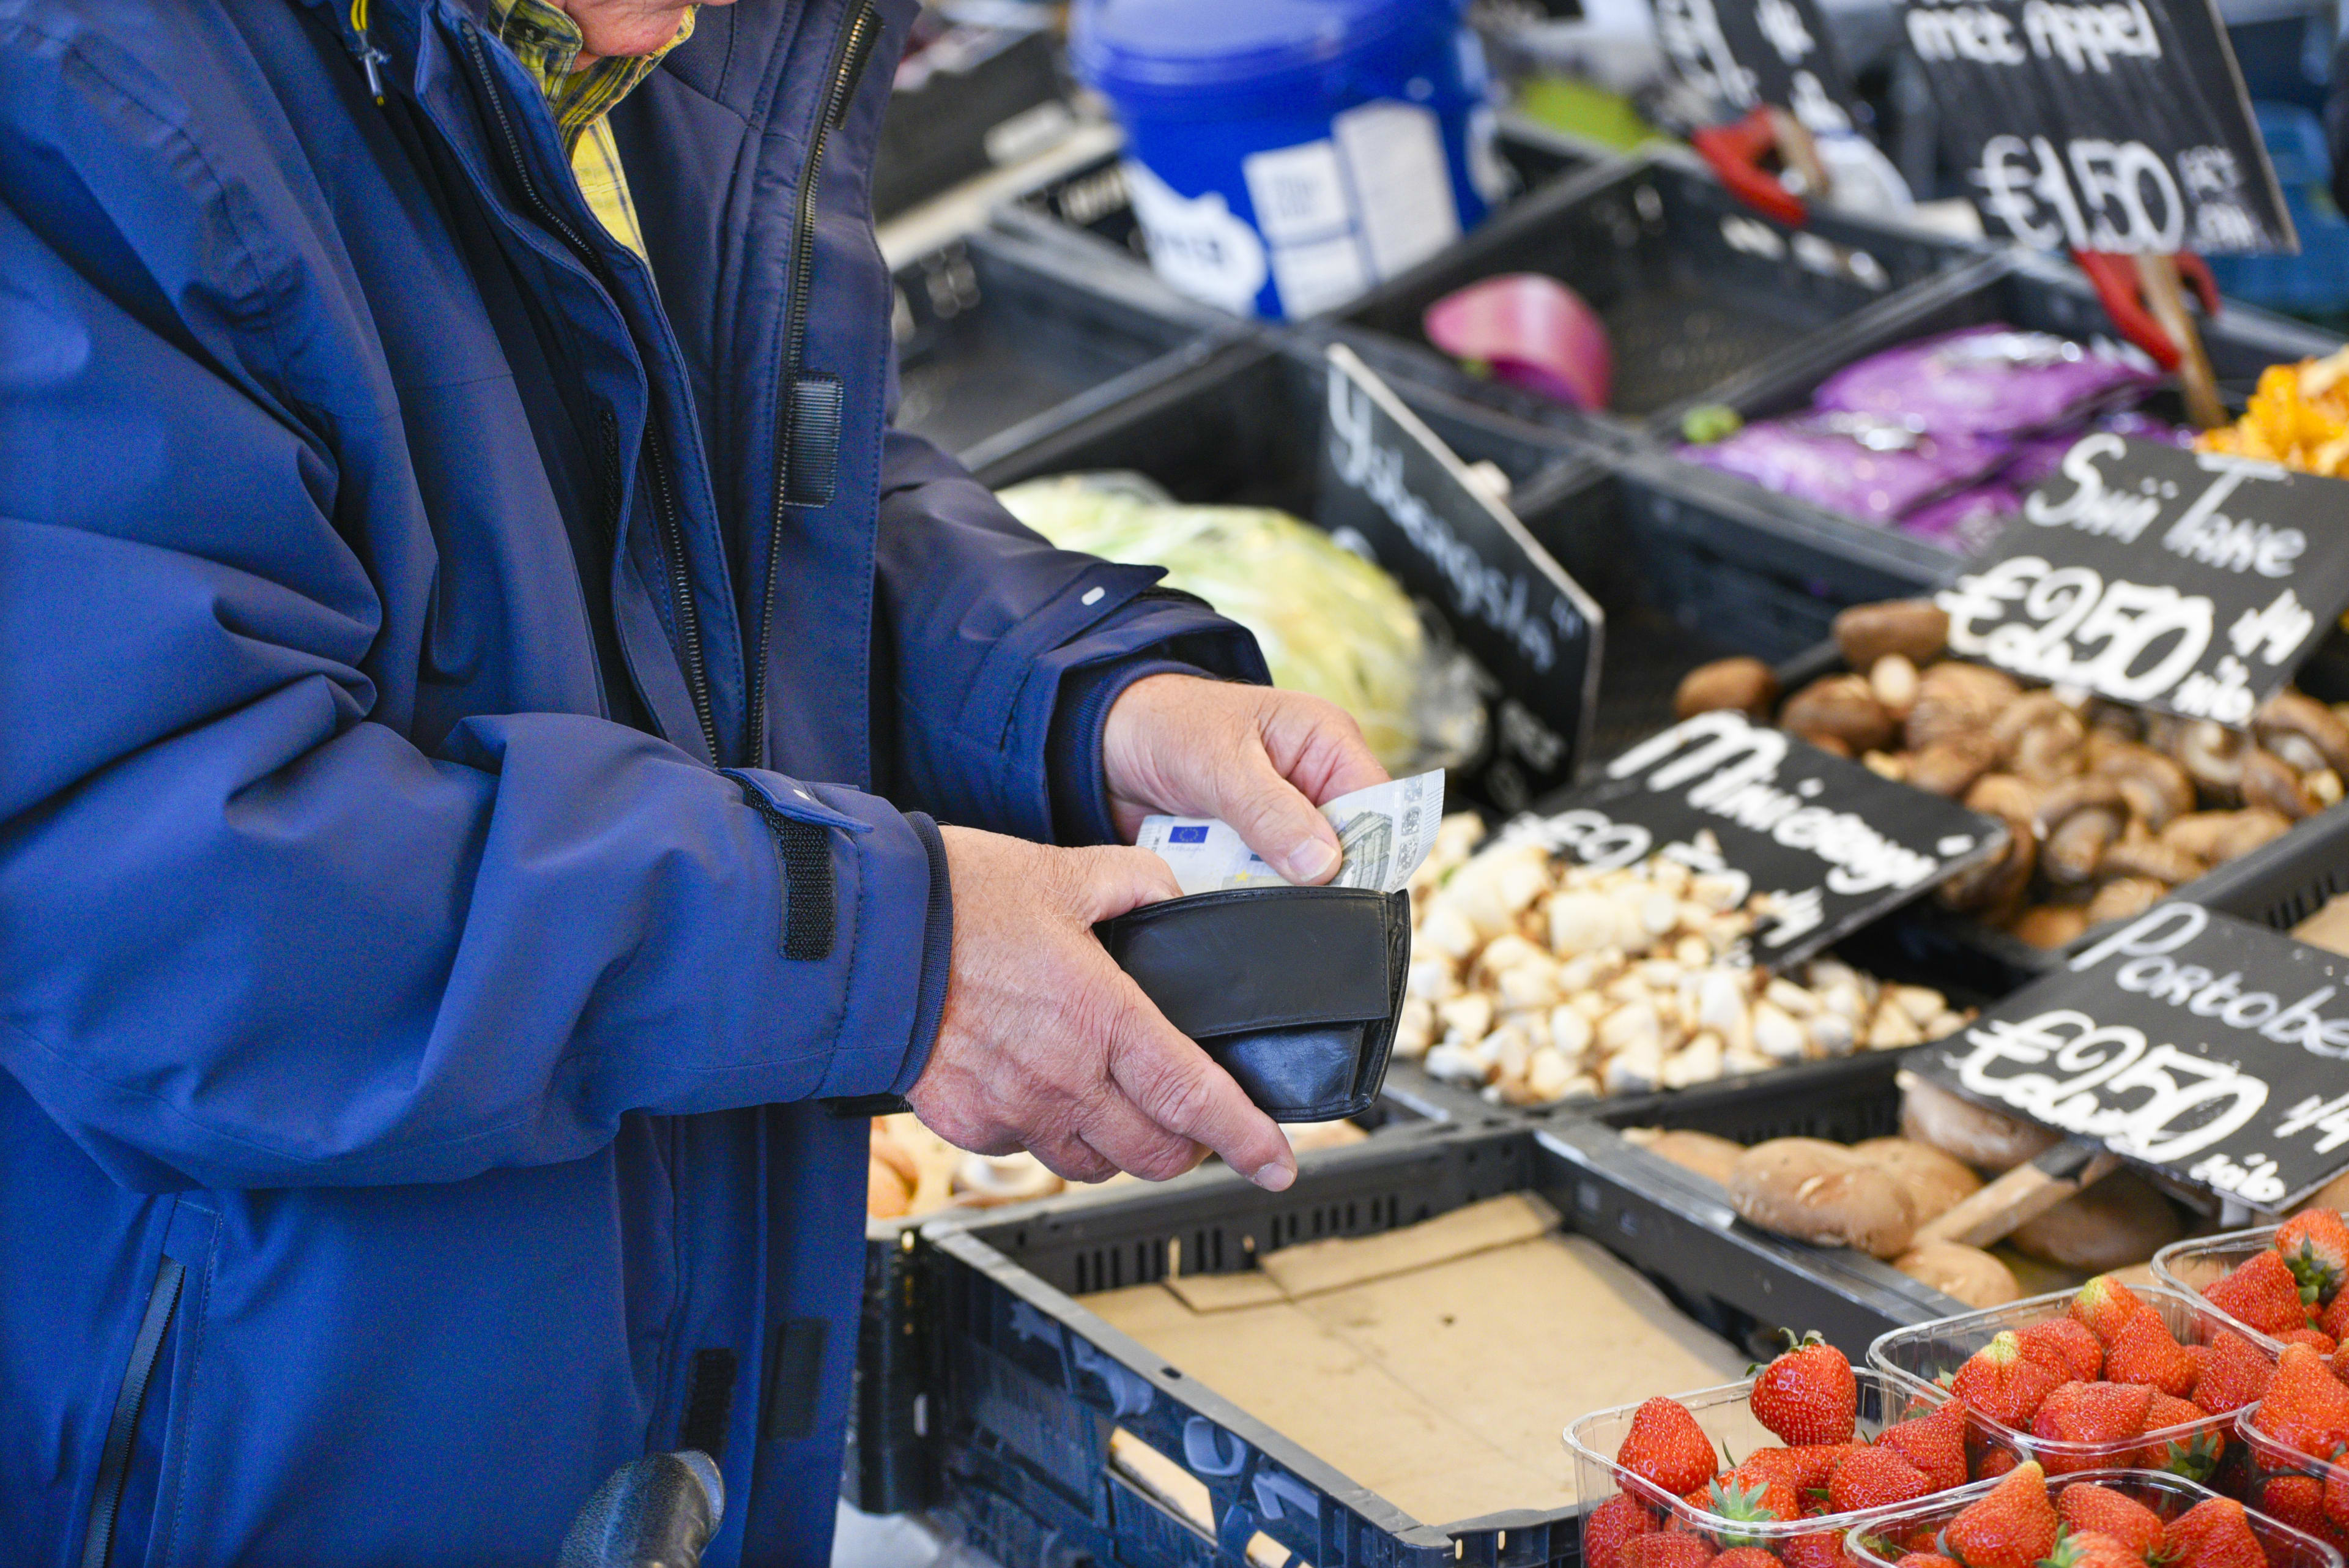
[1422,273,1612,412]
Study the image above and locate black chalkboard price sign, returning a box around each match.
[1915,902,2349,1210]
[1935,436,2349,725]
[1501,710,2006,967]
[1314,344,1605,811]
[1899,0,2292,253]
[1656,0,1861,131]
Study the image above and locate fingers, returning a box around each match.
[1067,843,1184,923]
[1215,749,1345,886]
[1071,1094,1208,1184]
[1258,690,1389,806]
[1105,1000,1295,1192]
[1028,1131,1120,1186]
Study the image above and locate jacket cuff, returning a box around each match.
[1045,658,1206,845]
[894,812,953,1096]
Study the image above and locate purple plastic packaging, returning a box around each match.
[2006,411,2199,489]
[1814,325,2161,437]
[1899,483,2019,555]
[1679,413,2009,522]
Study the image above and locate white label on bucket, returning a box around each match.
[1241,139,1352,247]
[1121,158,1268,315]
[1333,101,1460,280]
[1267,232,1372,317]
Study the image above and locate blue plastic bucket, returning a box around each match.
[1072,0,1499,320]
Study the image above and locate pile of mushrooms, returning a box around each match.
[1675,601,2348,947]
[1398,817,1969,1104]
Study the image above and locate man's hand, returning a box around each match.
[907,827,1299,1191]
[1102,675,1389,882]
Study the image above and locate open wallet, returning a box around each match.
[1093,885,1412,1122]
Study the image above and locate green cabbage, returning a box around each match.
[998,475,1430,769]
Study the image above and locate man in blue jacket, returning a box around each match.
[0,0,1386,1562]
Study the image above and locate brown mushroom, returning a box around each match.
[1834,600,1950,669]
[2093,743,2195,830]
[2011,712,2090,786]
[1907,663,2022,752]
[1937,773,2039,914]
[2013,904,2092,948]
[1991,693,2078,757]
[1909,735,1998,798]
[2215,807,2294,861]
[2243,746,2322,821]
[2085,699,2143,742]
[1781,674,1894,755]
[2099,831,2204,885]
[2255,690,2349,778]
[1675,657,1778,719]
[2167,720,2249,803]
[2035,776,2128,884]
[2085,876,2169,926]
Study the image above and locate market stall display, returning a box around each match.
[2153,1215,2349,1355]
[2200,350,2349,475]
[1675,602,2349,951]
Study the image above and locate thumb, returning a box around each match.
[1219,754,1342,886]
[1068,844,1185,924]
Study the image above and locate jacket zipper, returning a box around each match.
[746,0,881,764]
[78,1258,187,1568]
[461,26,723,765]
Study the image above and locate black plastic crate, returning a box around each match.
[872,18,1067,223]
[921,1123,1957,1568]
[845,1094,1460,1516]
[995,113,1621,284]
[1616,250,2347,659]
[970,334,1616,814]
[1339,146,1980,432]
[892,226,1239,472]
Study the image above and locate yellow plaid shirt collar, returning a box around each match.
[483,0,696,154]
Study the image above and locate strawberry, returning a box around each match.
[1622,1397,1724,1498]
[2160,1497,2266,1568]
[2056,1483,2166,1558]
[2282,1328,2340,1356]
[2136,1392,2224,1481]
[1751,1444,1864,1494]
[2191,1330,2277,1416]
[1704,1464,1803,1533]
[1896,1557,1961,1568]
[2325,1458,2349,1538]
[1943,1460,2060,1568]
[1979,1447,2021,1479]
[2030,1381,2151,1470]
[2038,1528,2150,1568]
[2252,1345,2349,1459]
[2102,1314,2196,1398]
[1753,1333,1860,1446]
[1624,1533,1720,1568]
[1713,1548,1782,1568]
[1879,1403,1970,1493]
[1954,1332,2066,1427]
[2071,1277,2155,1346]
[1589,1493,1658,1568]
[1828,1446,1933,1514]
[2208,1250,2314,1338]
[1781,1531,1848,1568]
[2257,1476,2329,1541]
[2321,1290,2349,1344]
[2019,1320,2104,1384]
[2277,1211,2349,1306]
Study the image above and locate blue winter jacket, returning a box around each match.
[0,2,1263,1562]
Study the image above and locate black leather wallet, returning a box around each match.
[1094,885,1412,1123]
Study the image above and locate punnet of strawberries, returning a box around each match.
[1892,1277,2279,1488]
[2186,1214,2349,1359]
[1588,1334,1973,1568]
[1842,1462,2340,1568]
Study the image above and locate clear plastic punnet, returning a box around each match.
[2154,1223,2333,1356]
[1845,1467,2344,1568]
[1868,1286,2277,1493]
[2237,1400,2349,1556]
[1565,1369,1959,1568]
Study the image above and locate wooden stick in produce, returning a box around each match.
[2135,251,2224,429]
[1910,1142,2121,1249]
[1766,108,1831,200]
